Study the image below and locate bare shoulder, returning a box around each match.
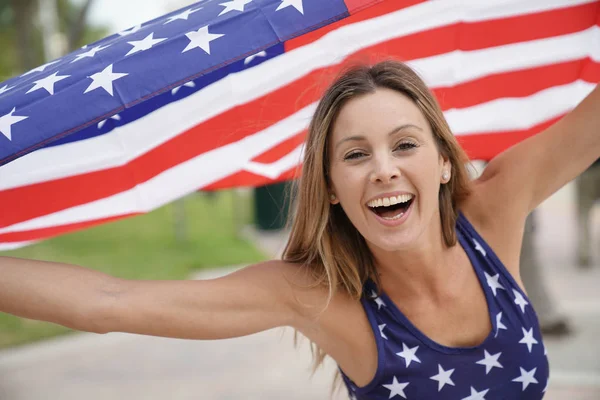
[273,260,377,386]
[459,178,526,281]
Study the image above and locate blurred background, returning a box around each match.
[0,1,599,399]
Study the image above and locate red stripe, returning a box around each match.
[457,116,563,161]
[1,5,598,228]
[287,1,599,52]
[288,0,425,51]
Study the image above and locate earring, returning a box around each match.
[330,193,336,201]
[442,171,450,181]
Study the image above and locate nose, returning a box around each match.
[369,154,401,184]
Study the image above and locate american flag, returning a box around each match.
[0,0,598,250]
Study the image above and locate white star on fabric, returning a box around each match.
[26,71,70,95]
[396,343,421,367]
[519,327,538,353]
[21,60,59,77]
[0,84,14,95]
[164,7,202,24]
[71,45,109,63]
[473,239,486,256]
[276,0,304,14]
[97,114,121,129]
[543,379,548,393]
[370,290,385,310]
[182,26,225,54]
[512,367,538,391]
[126,33,168,56]
[118,24,141,36]
[475,350,503,374]
[382,376,409,399]
[495,312,507,337]
[219,0,252,16]
[244,50,267,64]
[484,272,505,296]
[430,364,455,391]
[84,64,128,96]
[0,107,28,140]
[378,324,388,340]
[171,81,196,95]
[513,289,529,313]
[461,386,489,400]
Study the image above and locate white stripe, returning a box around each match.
[447,80,596,134]
[1,1,596,190]
[243,145,305,180]
[0,104,316,234]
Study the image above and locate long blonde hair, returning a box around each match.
[282,60,472,389]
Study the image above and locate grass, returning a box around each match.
[0,190,267,349]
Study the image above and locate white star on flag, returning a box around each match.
[513,289,529,313]
[378,324,388,340]
[164,7,202,24]
[0,85,13,95]
[21,60,59,77]
[72,45,110,63]
[276,0,304,14]
[26,71,71,95]
[126,33,168,56]
[484,272,505,296]
[519,327,538,353]
[382,376,409,398]
[430,364,455,391]
[475,350,503,374]
[461,386,489,400]
[118,24,142,36]
[84,64,128,96]
[473,238,486,256]
[396,343,421,367]
[171,81,196,95]
[512,367,538,391]
[182,26,225,54]
[244,50,267,65]
[370,290,385,310]
[219,0,253,16]
[0,107,28,140]
[97,114,121,129]
[495,312,507,337]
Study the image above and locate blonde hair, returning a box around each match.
[282,60,472,390]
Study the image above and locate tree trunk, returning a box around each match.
[12,0,37,71]
[67,0,94,51]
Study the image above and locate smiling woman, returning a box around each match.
[0,60,599,400]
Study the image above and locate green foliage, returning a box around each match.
[0,190,266,348]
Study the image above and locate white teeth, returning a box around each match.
[367,194,414,208]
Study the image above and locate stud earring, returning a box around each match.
[442,171,450,181]
[330,193,336,201]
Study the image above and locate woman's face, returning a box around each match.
[328,87,450,252]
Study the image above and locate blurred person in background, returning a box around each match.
[576,158,600,267]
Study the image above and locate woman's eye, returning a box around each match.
[344,151,365,160]
[396,142,417,151]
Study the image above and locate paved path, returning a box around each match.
[0,182,598,399]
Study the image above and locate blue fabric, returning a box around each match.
[341,213,549,399]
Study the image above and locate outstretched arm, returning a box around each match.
[478,84,600,216]
[0,257,302,339]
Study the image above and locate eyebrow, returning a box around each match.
[334,124,423,151]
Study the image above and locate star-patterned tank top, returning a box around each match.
[340,213,550,399]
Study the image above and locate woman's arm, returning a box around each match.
[463,84,599,275]
[477,84,600,217]
[0,257,303,339]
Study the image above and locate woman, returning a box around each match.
[1,61,598,399]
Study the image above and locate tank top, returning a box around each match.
[340,213,550,399]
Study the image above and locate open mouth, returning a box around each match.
[367,194,414,220]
